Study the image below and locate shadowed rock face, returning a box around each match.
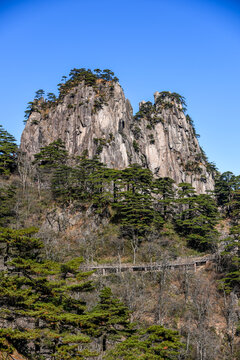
[20,81,214,193]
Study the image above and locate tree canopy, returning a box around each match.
[0,125,18,175]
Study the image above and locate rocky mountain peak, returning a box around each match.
[20,76,215,193]
[131,91,215,193]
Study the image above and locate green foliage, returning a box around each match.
[115,191,157,233]
[206,161,218,174]
[215,171,240,219]
[113,165,158,235]
[0,226,42,260]
[175,185,219,251]
[184,160,202,174]
[33,139,69,191]
[47,92,57,102]
[23,68,119,123]
[153,177,176,221]
[87,287,133,351]
[104,325,184,359]
[24,99,41,123]
[0,125,18,175]
[35,89,45,99]
[220,225,240,293]
[112,165,163,262]
[51,155,110,207]
[0,227,96,358]
[57,68,118,100]
[132,139,139,153]
[215,171,235,206]
[155,91,187,112]
[0,185,16,226]
[33,139,68,168]
[51,164,78,203]
[0,227,187,358]
[134,92,187,129]
[132,126,142,139]
[34,143,220,255]
[185,114,200,138]
[94,137,107,154]
[134,101,154,122]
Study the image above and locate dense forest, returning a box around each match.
[0,69,240,359]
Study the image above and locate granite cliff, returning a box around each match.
[20,77,215,193]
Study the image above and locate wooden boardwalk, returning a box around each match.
[82,254,216,275]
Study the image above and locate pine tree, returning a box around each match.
[112,164,164,263]
[114,191,161,264]
[86,287,133,352]
[33,139,68,169]
[120,164,153,195]
[51,165,78,204]
[215,172,240,217]
[175,184,219,251]
[35,89,45,100]
[153,177,176,221]
[104,325,184,360]
[33,139,69,195]
[0,125,18,176]
[0,227,97,359]
[221,225,240,294]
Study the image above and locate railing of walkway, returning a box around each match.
[81,254,216,275]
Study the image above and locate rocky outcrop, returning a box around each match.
[20,81,137,169]
[20,80,214,193]
[131,92,215,193]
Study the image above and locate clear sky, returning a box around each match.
[0,0,239,174]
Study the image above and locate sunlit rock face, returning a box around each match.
[132,92,215,193]
[20,81,214,193]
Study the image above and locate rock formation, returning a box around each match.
[20,79,215,193]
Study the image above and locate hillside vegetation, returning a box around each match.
[0,69,240,359]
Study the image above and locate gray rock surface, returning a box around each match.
[20,81,214,193]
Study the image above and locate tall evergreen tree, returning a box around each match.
[119,164,153,195]
[221,225,240,294]
[87,287,133,352]
[215,172,240,217]
[0,125,18,176]
[175,184,219,251]
[114,191,162,264]
[33,139,68,195]
[153,177,176,220]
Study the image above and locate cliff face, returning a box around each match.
[20,81,137,168]
[132,92,215,193]
[20,81,214,193]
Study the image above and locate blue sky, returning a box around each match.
[0,0,239,174]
